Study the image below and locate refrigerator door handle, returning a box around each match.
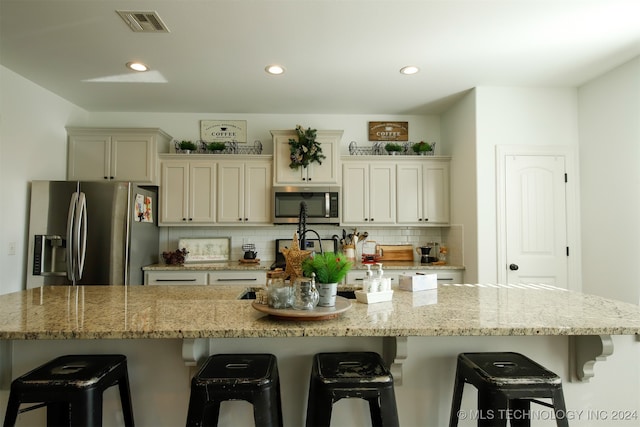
[76,192,88,280]
[66,192,79,282]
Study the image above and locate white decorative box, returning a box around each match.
[355,290,394,304]
[399,273,437,292]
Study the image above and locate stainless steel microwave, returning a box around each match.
[273,186,340,224]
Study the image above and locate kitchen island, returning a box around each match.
[1,284,639,426]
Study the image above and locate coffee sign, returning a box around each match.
[200,120,247,143]
[368,121,408,141]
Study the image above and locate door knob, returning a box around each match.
[509,264,519,271]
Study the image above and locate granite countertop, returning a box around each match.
[143,261,465,271]
[1,284,639,340]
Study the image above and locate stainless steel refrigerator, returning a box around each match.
[26,181,159,288]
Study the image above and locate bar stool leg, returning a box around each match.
[448,363,465,427]
[509,399,531,427]
[478,389,507,427]
[47,402,71,426]
[552,389,569,427]
[117,367,135,427]
[2,394,21,427]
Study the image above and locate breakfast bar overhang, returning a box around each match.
[1,283,639,387]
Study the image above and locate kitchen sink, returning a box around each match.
[237,288,356,300]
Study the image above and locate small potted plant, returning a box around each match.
[178,140,197,154]
[385,142,403,155]
[206,142,226,153]
[302,252,352,307]
[411,141,433,155]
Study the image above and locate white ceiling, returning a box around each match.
[1,0,639,115]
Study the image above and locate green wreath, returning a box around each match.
[288,125,325,169]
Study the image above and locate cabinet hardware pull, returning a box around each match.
[155,278,196,282]
[438,277,453,281]
[215,278,257,282]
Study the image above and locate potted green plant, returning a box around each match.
[178,140,197,153]
[302,252,352,307]
[385,142,403,155]
[206,142,226,153]
[411,141,433,155]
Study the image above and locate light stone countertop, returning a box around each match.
[142,261,465,271]
[0,283,639,340]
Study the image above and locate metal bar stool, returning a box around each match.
[449,352,568,427]
[3,354,134,427]
[305,351,399,427]
[186,353,283,427]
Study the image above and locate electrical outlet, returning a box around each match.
[8,242,16,255]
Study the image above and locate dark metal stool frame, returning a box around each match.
[3,354,134,427]
[186,353,283,427]
[305,351,400,427]
[449,352,569,427]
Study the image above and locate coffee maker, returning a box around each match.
[416,242,439,264]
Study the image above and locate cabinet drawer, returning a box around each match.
[145,271,208,285]
[346,269,463,286]
[208,271,266,286]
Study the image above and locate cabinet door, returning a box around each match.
[422,161,450,224]
[306,137,338,183]
[208,271,266,286]
[368,163,395,224]
[244,161,272,224]
[341,162,369,224]
[273,136,306,184]
[111,134,155,182]
[68,135,110,180]
[217,162,244,223]
[189,162,216,224]
[271,130,342,185]
[160,161,189,224]
[396,162,423,224]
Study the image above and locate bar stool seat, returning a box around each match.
[3,354,134,427]
[186,353,283,427]
[305,351,399,427]
[449,352,568,427]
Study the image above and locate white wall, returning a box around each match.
[467,87,580,283]
[0,65,88,295]
[441,90,478,282]
[578,56,640,304]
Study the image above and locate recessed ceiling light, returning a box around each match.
[400,66,419,75]
[126,62,149,72]
[265,64,285,75]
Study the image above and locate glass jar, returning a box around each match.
[267,270,291,309]
[292,276,319,310]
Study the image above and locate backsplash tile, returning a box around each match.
[161,225,462,265]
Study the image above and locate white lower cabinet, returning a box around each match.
[144,271,208,285]
[208,271,266,286]
[345,269,463,285]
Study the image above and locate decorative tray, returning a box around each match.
[251,296,352,320]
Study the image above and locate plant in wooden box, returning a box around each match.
[302,252,352,307]
[384,142,403,155]
[178,140,197,153]
[288,125,326,169]
[411,141,433,155]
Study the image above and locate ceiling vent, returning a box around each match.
[116,11,169,33]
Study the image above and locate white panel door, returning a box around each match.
[505,155,567,287]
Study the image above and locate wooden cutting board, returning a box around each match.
[375,244,414,262]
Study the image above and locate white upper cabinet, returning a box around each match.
[67,127,171,183]
[271,129,343,185]
[341,160,396,225]
[217,159,272,224]
[396,159,450,225]
[159,158,216,225]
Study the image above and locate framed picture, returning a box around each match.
[200,120,247,143]
[178,238,231,263]
[368,121,408,141]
